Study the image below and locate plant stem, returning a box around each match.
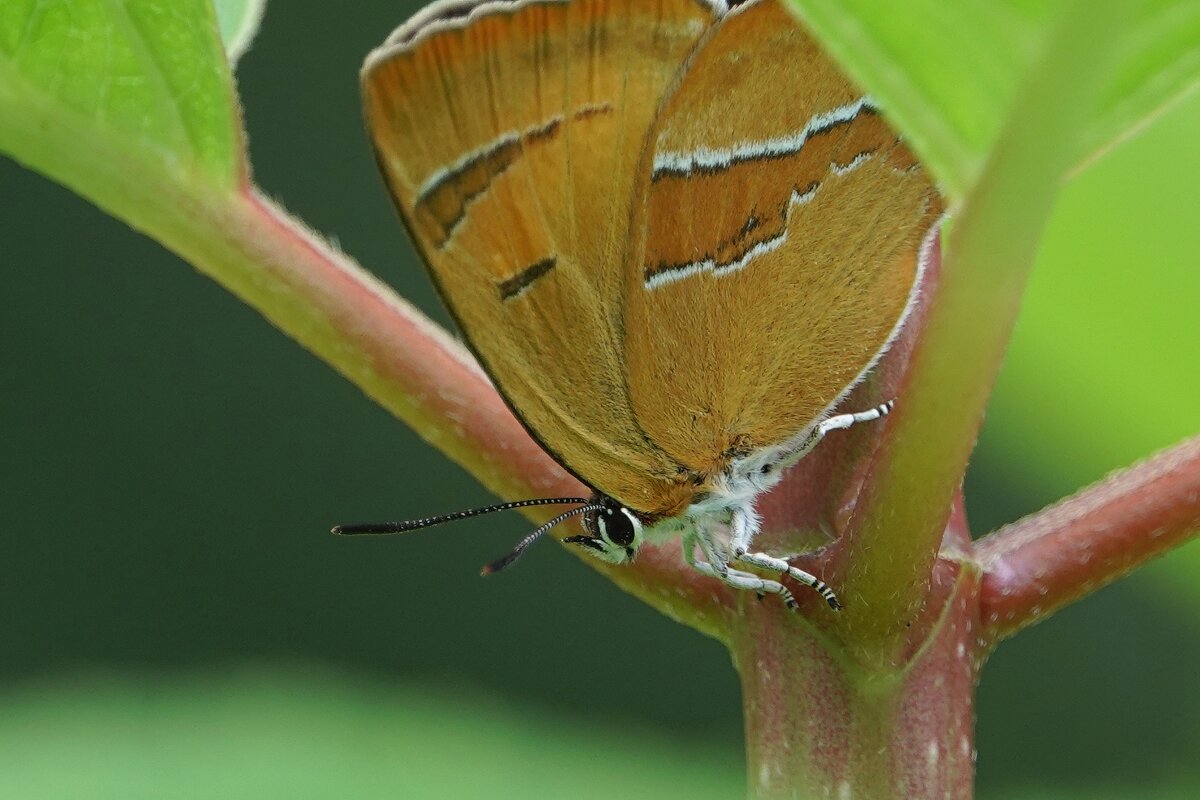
[978,435,1200,642]
[197,189,725,633]
[832,0,1126,662]
[736,488,981,799]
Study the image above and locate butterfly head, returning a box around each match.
[564,497,646,565]
[332,494,651,572]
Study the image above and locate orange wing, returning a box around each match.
[363,0,722,513]
[622,0,943,479]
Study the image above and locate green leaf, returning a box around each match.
[1077,0,1200,170]
[785,0,1044,199]
[787,0,1200,201]
[214,0,266,64]
[0,672,743,800]
[0,0,242,194]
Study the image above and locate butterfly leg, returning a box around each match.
[682,530,798,610]
[780,400,896,470]
[729,508,842,610]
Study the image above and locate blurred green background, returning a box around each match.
[1,2,1197,798]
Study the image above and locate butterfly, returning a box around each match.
[335,0,943,610]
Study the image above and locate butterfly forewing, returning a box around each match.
[363,0,722,512]
[622,0,943,476]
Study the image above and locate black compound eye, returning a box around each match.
[604,507,637,547]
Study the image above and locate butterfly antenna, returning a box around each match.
[480,503,605,576]
[331,496,591,536]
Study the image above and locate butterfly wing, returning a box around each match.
[623,0,944,478]
[363,0,721,512]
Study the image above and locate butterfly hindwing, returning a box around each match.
[622,0,943,478]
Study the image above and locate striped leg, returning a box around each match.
[729,508,842,610]
[682,531,798,610]
[781,400,896,469]
[734,551,841,610]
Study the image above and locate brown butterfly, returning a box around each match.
[335,0,943,610]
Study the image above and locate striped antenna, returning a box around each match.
[331,496,591,536]
[480,503,604,576]
[332,497,600,577]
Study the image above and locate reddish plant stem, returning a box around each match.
[736,487,981,799]
[236,189,559,499]
[978,435,1200,642]
[228,190,729,634]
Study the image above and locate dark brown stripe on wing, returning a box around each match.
[414,117,561,248]
[650,102,879,182]
[393,0,571,47]
[643,178,819,286]
[498,256,557,301]
[414,103,614,249]
[573,102,613,121]
[395,1,491,44]
[643,111,902,286]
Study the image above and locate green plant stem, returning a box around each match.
[831,0,1128,665]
